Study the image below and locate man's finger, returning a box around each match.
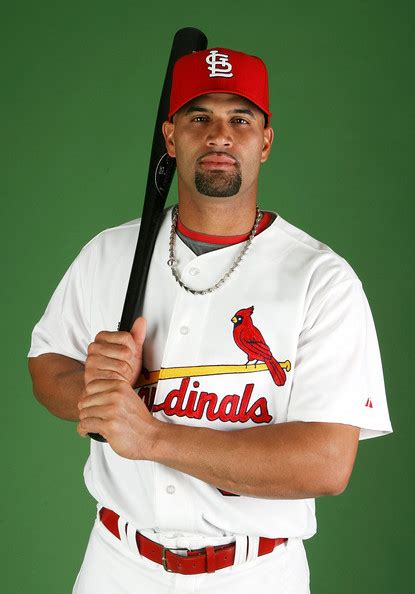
[85,367,131,383]
[78,404,116,421]
[87,341,135,363]
[130,317,147,350]
[94,330,137,349]
[85,354,134,380]
[81,379,128,401]
[77,418,107,438]
[78,391,113,410]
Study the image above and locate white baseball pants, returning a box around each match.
[73,518,311,594]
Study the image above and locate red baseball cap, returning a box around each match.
[168,47,271,124]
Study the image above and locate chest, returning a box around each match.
[90,232,308,430]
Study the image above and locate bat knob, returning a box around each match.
[88,432,107,443]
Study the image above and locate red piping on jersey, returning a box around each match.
[177,211,272,245]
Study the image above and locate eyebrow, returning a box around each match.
[184,106,256,119]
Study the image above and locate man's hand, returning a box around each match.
[77,316,157,457]
[77,378,160,459]
[84,317,146,387]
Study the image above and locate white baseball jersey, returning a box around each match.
[28,207,392,541]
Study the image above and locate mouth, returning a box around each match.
[198,153,237,171]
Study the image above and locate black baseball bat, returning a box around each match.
[89,27,208,442]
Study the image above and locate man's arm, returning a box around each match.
[29,316,360,500]
[150,418,360,499]
[28,354,84,421]
[77,376,360,499]
[28,317,147,422]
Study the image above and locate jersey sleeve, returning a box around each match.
[286,279,393,440]
[27,245,95,362]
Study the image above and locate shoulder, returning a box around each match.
[265,212,360,283]
[78,206,174,258]
[72,207,173,279]
[259,213,365,313]
[79,217,141,256]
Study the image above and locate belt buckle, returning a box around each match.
[161,546,191,573]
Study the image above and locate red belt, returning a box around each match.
[99,507,287,575]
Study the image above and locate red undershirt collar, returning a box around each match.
[177,211,273,246]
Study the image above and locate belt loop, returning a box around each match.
[117,514,142,558]
[232,534,248,566]
[126,523,141,557]
[246,536,260,563]
[205,546,216,573]
[117,516,128,547]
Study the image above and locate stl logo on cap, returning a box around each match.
[206,50,233,78]
[168,47,272,123]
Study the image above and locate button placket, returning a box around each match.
[158,287,212,371]
[178,240,243,294]
[153,466,196,532]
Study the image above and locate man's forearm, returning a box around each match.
[149,419,360,499]
[28,354,85,421]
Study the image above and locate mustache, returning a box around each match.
[196,151,240,167]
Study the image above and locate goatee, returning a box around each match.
[195,170,242,197]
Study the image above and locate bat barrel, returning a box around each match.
[119,27,208,332]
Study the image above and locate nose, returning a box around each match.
[206,120,232,148]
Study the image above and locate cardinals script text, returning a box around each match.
[137,377,273,424]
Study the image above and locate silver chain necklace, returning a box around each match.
[167,205,263,295]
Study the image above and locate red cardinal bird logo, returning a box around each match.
[231,306,286,386]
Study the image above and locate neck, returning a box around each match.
[177,194,258,236]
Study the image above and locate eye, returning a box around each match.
[238,316,242,322]
[191,115,209,122]
[232,117,249,125]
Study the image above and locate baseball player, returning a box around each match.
[28,47,392,593]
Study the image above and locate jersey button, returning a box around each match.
[180,326,189,335]
[189,267,200,276]
[166,485,176,494]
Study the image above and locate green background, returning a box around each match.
[2,0,413,592]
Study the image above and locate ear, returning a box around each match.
[260,126,275,163]
[162,120,176,158]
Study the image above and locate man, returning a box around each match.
[28,47,392,593]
